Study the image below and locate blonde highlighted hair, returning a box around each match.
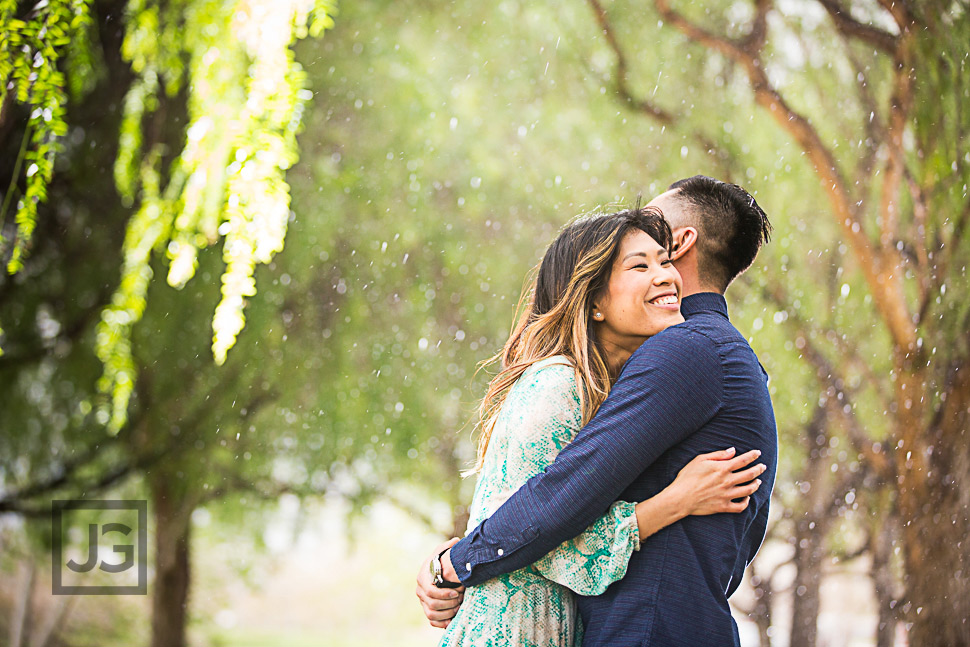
[469,204,672,474]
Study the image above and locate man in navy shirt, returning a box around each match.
[417,176,778,646]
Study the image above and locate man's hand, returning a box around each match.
[416,538,466,629]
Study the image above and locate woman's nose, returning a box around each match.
[654,266,675,285]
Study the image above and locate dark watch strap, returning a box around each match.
[433,548,463,589]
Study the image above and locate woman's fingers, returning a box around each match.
[694,447,737,461]
[724,449,762,472]
[689,447,761,471]
[713,481,761,514]
[729,462,767,485]
[730,479,762,499]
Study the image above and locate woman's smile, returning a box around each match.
[647,291,680,309]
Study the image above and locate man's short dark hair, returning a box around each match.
[667,175,772,291]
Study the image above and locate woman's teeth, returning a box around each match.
[651,295,678,306]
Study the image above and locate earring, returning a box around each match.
[593,311,604,321]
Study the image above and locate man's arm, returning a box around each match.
[445,325,724,587]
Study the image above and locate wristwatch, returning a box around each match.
[430,548,463,589]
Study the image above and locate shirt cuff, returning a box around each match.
[449,537,475,585]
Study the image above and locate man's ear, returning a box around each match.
[670,226,699,262]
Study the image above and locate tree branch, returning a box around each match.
[0,436,121,504]
[587,0,675,125]
[917,168,970,322]
[761,282,894,479]
[832,15,886,188]
[199,473,310,506]
[653,0,918,353]
[585,0,730,171]
[739,0,772,54]
[0,283,114,369]
[901,168,932,314]
[0,450,159,517]
[876,0,917,31]
[817,0,898,53]
[756,273,891,405]
[877,32,916,249]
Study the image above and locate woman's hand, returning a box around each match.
[670,447,765,516]
[634,447,765,541]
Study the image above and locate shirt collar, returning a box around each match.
[681,292,729,319]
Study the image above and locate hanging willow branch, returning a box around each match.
[1,0,337,431]
[0,0,92,274]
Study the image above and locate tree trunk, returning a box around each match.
[9,560,35,647]
[150,472,193,647]
[789,516,825,647]
[898,363,970,647]
[871,519,897,647]
[748,567,774,647]
[435,426,471,539]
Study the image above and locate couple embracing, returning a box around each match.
[416,175,778,647]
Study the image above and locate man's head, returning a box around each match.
[647,175,771,294]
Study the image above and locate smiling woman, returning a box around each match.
[470,206,681,472]
[590,227,685,377]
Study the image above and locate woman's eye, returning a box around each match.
[661,259,672,266]
[633,263,649,269]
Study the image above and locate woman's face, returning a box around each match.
[592,230,685,358]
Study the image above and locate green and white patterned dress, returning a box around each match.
[440,356,641,647]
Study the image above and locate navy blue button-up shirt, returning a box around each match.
[450,292,778,646]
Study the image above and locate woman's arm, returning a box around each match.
[634,447,766,541]
[530,500,640,596]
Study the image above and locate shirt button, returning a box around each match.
[466,563,472,572]
[497,549,504,556]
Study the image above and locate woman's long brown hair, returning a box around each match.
[469,205,673,474]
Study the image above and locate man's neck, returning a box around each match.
[678,278,723,299]
[672,255,722,298]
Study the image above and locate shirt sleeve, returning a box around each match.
[450,325,724,586]
[727,485,771,597]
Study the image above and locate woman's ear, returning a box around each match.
[670,226,699,262]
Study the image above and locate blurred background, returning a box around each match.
[1,1,968,646]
